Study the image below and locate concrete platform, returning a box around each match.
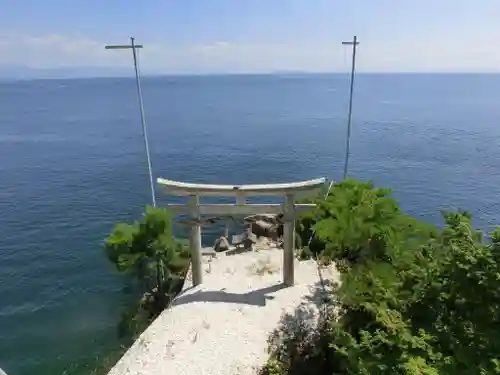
[107,247,339,375]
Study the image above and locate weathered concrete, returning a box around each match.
[107,248,339,375]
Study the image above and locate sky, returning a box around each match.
[0,0,499,76]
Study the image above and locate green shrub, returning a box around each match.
[105,206,190,336]
[265,179,500,375]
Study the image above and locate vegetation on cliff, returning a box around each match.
[263,179,500,375]
[69,207,189,375]
[104,206,190,336]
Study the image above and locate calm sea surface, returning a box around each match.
[1,73,500,374]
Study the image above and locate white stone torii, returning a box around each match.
[157,177,326,287]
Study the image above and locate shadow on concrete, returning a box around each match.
[258,278,340,375]
[224,246,254,256]
[172,283,289,307]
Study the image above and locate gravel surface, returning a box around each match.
[108,247,339,375]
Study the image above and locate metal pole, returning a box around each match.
[105,38,157,207]
[342,35,359,179]
[306,36,360,248]
[130,37,156,207]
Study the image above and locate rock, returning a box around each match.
[214,236,231,252]
[243,214,285,241]
[244,214,281,225]
[242,230,257,250]
[246,229,257,243]
[277,223,283,238]
[250,220,272,237]
[232,229,257,248]
[250,220,282,240]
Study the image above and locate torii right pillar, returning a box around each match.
[283,193,296,286]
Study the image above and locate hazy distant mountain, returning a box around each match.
[0,66,335,80]
[0,65,134,80]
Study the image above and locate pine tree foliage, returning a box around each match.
[104,206,190,336]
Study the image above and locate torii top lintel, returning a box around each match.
[156,177,327,197]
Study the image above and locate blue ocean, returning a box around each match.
[1,73,500,374]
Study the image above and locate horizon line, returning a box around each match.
[2,71,500,82]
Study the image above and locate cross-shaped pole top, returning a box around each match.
[342,35,359,46]
[105,37,143,50]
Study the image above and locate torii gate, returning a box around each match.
[157,177,326,287]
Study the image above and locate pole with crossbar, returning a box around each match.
[105,37,156,207]
[306,36,360,249]
[341,35,360,180]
